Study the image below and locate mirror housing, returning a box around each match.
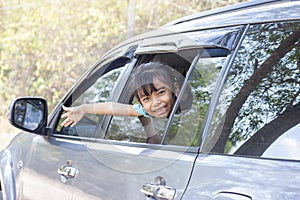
[8,97,48,134]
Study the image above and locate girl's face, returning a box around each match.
[137,79,178,118]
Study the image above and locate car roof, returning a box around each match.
[162,0,293,27]
[162,0,300,31]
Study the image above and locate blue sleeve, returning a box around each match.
[132,104,149,117]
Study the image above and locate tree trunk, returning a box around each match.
[127,0,135,39]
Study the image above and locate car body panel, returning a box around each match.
[183,154,300,200]
[2,1,300,200]
[66,139,198,199]
[13,133,82,200]
[0,149,17,200]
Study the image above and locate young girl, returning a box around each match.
[61,62,192,142]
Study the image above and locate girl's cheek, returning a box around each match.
[143,103,151,113]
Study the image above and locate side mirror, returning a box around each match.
[8,97,48,134]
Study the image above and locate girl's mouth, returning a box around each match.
[152,105,169,117]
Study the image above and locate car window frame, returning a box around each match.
[48,43,140,139]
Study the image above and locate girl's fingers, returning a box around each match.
[62,105,70,111]
[61,112,68,119]
[70,121,77,127]
[61,117,72,127]
[61,105,81,127]
[61,106,73,127]
[61,119,69,127]
[61,117,77,127]
[61,105,75,119]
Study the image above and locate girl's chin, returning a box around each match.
[152,112,169,118]
[151,106,170,118]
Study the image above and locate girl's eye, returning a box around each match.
[158,89,166,95]
[141,96,150,102]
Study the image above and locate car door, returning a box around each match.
[50,27,241,199]
[183,20,300,199]
[13,43,137,200]
[16,134,84,200]
[0,131,83,200]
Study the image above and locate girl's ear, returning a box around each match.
[174,82,180,97]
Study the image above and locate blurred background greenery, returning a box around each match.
[0,0,249,149]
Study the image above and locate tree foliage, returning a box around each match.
[0,0,248,118]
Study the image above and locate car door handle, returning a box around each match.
[57,160,79,183]
[140,183,176,200]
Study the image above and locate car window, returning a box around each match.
[106,49,230,146]
[105,52,194,143]
[203,21,300,160]
[57,58,131,138]
[165,55,227,146]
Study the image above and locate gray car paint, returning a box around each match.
[1,1,300,200]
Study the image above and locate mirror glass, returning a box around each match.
[14,99,45,131]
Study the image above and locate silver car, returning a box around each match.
[2,0,300,199]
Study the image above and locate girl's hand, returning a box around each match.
[61,105,85,127]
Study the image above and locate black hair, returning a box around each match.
[132,62,176,99]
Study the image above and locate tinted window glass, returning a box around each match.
[204,21,300,160]
[165,55,226,146]
[57,62,127,137]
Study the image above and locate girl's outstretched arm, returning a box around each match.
[61,102,141,127]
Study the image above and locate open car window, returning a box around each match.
[106,47,231,146]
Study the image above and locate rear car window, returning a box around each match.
[203,21,300,160]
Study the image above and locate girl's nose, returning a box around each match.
[153,96,161,106]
